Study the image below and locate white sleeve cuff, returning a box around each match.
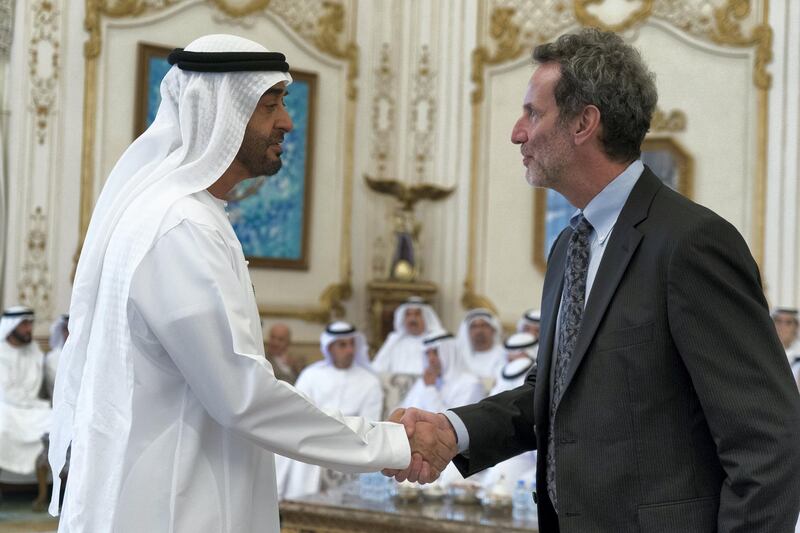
[443,410,470,454]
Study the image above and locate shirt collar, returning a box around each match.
[570,160,644,244]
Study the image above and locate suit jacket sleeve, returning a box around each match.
[449,366,537,477]
[667,216,800,532]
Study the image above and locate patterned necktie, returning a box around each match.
[546,214,593,513]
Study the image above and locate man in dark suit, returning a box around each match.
[385,28,800,532]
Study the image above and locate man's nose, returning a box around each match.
[511,117,527,144]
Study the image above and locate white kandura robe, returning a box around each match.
[0,341,51,474]
[468,345,507,381]
[371,334,427,375]
[276,362,383,499]
[104,192,409,533]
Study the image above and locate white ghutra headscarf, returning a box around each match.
[320,321,371,370]
[0,306,34,341]
[49,34,291,522]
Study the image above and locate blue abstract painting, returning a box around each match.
[137,42,315,269]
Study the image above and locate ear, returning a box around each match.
[572,104,601,146]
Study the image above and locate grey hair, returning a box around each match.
[533,28,658,163]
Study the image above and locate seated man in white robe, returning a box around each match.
[401,330,486,488]
[44,314,68,398]
[276,321,384,499]
[481,332,538,492]
[0,307,52,499]
[516,308,541,338]
[48,35,454,533]
[772,307,800,386]
[400,330,485,416]
[456,308,506,380]
[371,296,442,375]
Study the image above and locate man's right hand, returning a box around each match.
[381,407,458,484]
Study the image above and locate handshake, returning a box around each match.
[382,407,459,484]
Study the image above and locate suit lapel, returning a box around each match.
[560,168,663,396]
[534,229,570,426]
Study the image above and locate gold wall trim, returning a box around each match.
[574,0,654,33]
[18,207,52,316]
[462,4,525,312]
[463,0,772,310]
[79,0,359,323]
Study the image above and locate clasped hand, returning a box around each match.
[381,407,458,484]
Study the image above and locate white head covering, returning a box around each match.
[516,308,541,333]
[0,306,34,341]
[501,332,537,379]
[391,296,442,335]
[456,308,503,355]
[421,329,472,383]
[372,297,443,373]
[320,321,371,369]
[48,314,69,352]
[49,34,292,519]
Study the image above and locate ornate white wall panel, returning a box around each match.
[2,0,796,343]
[765,0,799,307]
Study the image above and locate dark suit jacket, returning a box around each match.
[452,167,800,533]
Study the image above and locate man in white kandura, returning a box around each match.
[276,321,383,499]
[456,308,506,380]
[0,307,51,478]
[44,314,68,398]
[400,329,486,487]
[481,332,538,492]
[401,330,485,413]
[48,34,454,533]
[371,296,443,375]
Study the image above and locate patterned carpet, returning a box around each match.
[0,489,58,533]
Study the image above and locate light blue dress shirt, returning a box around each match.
[445,160,645,454]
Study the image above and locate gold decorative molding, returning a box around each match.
[209,0,271,18]
[471,6,527,104]
[259,281,351,323]
[709,0,772,90]
[18,207,52,317]
[371,43,395,178]
[411,45,436,180]
[650,107,687,133]
[313,1,359,100]
[29,0,61,145]
[79,0,359,323]
[574,0,655,33]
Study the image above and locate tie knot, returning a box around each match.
[574,215,593,236]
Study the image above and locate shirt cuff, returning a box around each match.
[443,410,470,454]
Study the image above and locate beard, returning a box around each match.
[8,330,32,345]
[235,129,284,178]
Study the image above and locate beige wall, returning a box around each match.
[2,0,798,345]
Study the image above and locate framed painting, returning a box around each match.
[532,136,693,272]
[134,42,317,270]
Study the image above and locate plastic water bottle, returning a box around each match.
[359,472,388,501]
[512,479,529,520]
